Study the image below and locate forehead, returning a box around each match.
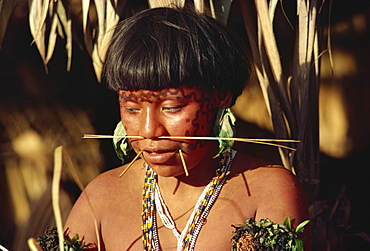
[118,86,211,103]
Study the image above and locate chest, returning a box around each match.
[99,179,256,250]
[155,197,255,250]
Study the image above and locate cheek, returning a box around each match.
[184,106,217,136]
[164,117,194,136]
[120,116,137,136]
[183,117,214,151]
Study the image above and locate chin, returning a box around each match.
[149,164,186,177]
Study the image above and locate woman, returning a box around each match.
[64,6,310,250]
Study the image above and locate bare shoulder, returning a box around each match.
[247,162,302,191]
[228,152,311,249]
[81,159,145,199]
[233,152,304,193]
[63,159,146,248]
[231,152,309,226]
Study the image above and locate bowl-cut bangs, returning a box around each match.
[103,7,251,104]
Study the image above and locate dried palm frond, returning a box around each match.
[28,146,101,251]
[148,0,185,8]
[52,146,65,250]
[27,0,121,78]
[240,0,328,203]
[90,0,120,80]
[26,0,235,78]
[29,0,72,73]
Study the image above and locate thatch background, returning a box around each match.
[0,0,369,250]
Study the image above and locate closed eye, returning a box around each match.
[162,106,184,113]
[125,108,141,114]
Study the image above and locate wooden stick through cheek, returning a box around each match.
[83,134,299,151]
[178,149,189,176]
[119,150,143,177]
[118,149,189,178]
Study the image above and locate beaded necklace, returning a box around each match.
[141,150,236,251]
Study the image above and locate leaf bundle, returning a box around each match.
[231,217,309,251]
[37,226,87,251]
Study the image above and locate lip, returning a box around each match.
[142,149,178,164]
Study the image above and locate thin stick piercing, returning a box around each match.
[119,150,143,177]
[83,134,299,151]
[84,134,144,139]
[178,149,189,176]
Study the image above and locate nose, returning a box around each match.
[139,108,166,139]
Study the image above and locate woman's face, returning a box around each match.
[119,86,224,177]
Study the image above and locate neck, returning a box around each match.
[157,150,221,196]
[141,149,235,250]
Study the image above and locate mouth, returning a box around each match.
[146,149,177,154]
[142,148,180,164]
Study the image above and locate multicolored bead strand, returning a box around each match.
[141,150,235,250]
[142,167,160,250]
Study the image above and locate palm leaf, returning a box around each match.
[52,146,64,251]
[148,0,185,8]
[28,0,50,67]
[91,0,120,81]
[240,1,292,170]
[28,0,72,72]
[55,0,72,71]
[209,0,233,25]
[193,0,204,13]
[82,0,90,35]
[240,0,324,202]
[45,8,58,65]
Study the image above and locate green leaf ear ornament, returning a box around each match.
[114,108,236,161]
[213,108,236,157]
[113,121,132,163]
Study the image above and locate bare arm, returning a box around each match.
[63,181,105,251]
[254,166,311,250]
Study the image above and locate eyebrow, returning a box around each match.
[119,91,186,103]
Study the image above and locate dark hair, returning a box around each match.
[103,7,251,105]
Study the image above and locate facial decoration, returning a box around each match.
[118,86,218,141]
[118,86,221,177]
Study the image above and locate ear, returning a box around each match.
[216,91,233,109]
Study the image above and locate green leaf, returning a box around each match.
[213,108,236,157]
[295,219,310,234]
[71,234,79,242]
[232,217,308,250]
[283,216,292,230]
[113,121,132,162]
